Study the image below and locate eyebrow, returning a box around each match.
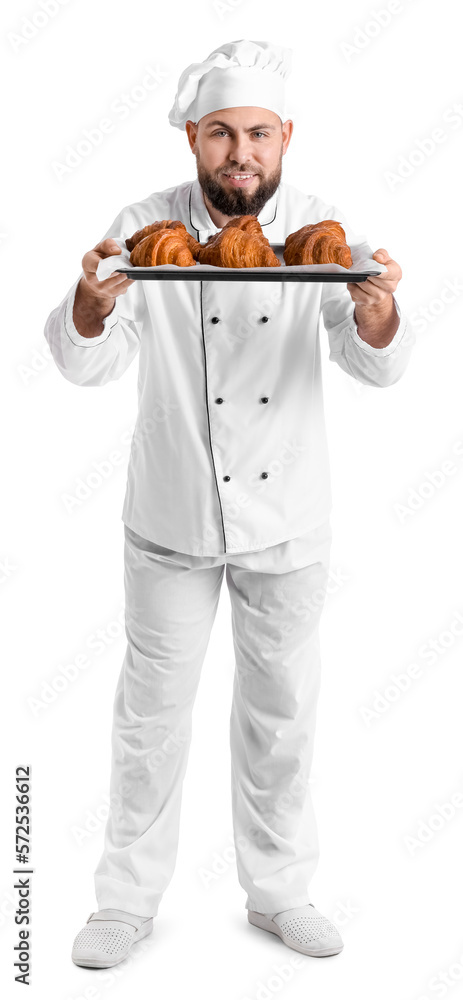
[204,120,277,132]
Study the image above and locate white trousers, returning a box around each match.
[94,519,333,918]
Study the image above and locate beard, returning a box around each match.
[196,151,283,218]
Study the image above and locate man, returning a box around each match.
[44,39,415,967]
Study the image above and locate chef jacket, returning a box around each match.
[44,177,415,556]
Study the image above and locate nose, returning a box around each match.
[227,134,257,169]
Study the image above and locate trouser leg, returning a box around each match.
[94,526,224,918]
[226,522,332,914]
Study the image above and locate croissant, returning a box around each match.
[198,229,280,267]
[126,214,352,270]
[126,219,201,258]
[220,214,266,238]
[284,220,352,268]
[130,229,197,267]
[198,215,280,268]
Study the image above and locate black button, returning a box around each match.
[223,475,230,482]
[260,396,269,404]
[261,316,269,322]
[260,472,268,479]
[211,316,220,324]
[215,397,224,404]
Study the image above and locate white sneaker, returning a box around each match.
[247,903,344,957]
[72,908,153,968]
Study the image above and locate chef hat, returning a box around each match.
[168,39,293,131]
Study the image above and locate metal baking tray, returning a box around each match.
[114,243,380,283]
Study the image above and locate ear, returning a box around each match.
[185,120,198,153]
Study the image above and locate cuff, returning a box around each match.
[348,296,407,357]
[64,277,119,347]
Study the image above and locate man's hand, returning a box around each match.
[347,249,402,349]
[80,238,135,303]
[74,239,135,338]
[347,248,402,305]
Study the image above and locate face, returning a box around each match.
[185,107,293,218]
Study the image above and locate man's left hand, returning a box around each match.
[346,248,402,306]
[347,249,403,348]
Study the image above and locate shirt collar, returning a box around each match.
[188,175,279,239]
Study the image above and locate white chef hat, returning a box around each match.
[168,39,293,131]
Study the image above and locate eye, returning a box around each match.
[210,130,268,137]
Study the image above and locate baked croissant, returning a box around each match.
[198,229,280,267]
[126,219,201,258]
[198,215,280,268]
[130,228,197,267]
[284,220,352,268]
[126,214,353,270]
[220,214,266,238]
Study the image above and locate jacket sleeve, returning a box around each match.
[319,204,416,387]
[43,208,146,387]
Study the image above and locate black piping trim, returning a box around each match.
[258,189,278,229]
[188,183,198,239]
[199,281,227,553]
[190,186,226,550]
[190,185,226,550]
[190,177,279,555]
[64,287,117,347]
[188,180,279,234]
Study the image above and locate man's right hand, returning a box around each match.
[73,239,135,338]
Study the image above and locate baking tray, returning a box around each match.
[109,243,381,283]
[115,268,378,283]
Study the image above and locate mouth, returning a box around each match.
[222,172,258,188]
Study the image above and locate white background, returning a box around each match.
[2,1,463,997]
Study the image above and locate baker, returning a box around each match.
[44,38,415,968]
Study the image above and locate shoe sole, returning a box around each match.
[247,910,344,958]
[72,916,153,968]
